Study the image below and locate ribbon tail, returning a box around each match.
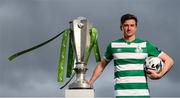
[57,29,70,82]
[8,29,69,61]
[60,72,75,89]
[93,40,101,62]
[66,32,74,78]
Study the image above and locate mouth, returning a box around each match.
[127,31,132,34]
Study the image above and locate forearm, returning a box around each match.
[89,64,103,84]
[159,54,174,77]
[147,52,174,80]
[89,59,108,84]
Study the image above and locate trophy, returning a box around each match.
[8,16,101,90]
[69,17,93,89]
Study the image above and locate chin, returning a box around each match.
[126,34,134,37]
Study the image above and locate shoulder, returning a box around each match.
[144,40,156,47]
[134,38,147,43]
[135,38,155,46]
[105,38,123,49]
[112,38,124,43]
[136,38,154,44]
[107,38,123,46]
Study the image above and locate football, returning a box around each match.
[145,56,164,73]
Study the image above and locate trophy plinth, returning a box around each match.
[65,89,94,98]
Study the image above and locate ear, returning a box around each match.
[120,25,122,31]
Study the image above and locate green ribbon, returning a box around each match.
[84,27,101,63]
[92,28,101,62]
[57,29,70,82]
[66,32,75,78]
[8,29,68,61]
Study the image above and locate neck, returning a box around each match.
[123,35,135,42]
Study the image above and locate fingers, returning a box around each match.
[146,69,161,80]
[86,80,93,85]
[146,69,156,74]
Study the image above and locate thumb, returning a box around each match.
[146,69,155,74]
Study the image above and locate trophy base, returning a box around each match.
[65,89,94,98]
[69,81,92,89]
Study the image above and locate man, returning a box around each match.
[88,14,174,98]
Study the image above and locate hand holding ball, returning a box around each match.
[145,56,164,73]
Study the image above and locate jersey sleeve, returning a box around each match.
[147,41,163,57]
[103,43,113,62]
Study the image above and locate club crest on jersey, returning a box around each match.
[135,45,143,53]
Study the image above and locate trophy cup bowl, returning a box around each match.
[68,17,93,89]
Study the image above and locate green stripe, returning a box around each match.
[112,48,147,53]
[116,96,150,98]
[115,83,148,90]
[115,70,145,78]
[114,59,145,65]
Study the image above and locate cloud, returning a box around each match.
[0,0,180,97]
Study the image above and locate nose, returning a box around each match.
[127,26,131,31]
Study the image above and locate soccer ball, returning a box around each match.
[145,56,164,73]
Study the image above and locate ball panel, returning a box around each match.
[145,56,164,73]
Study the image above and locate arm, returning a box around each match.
[147,52,174,79]
[88,59,109,84]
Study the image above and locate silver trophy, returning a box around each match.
[68,17,93,89]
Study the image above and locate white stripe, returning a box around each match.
[112,42,146,48]
[115,76,147,83]
[113,53,148,59]
[115,64,144,72]
[115,89,149,96]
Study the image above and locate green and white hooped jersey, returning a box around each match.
[104,38,163,98]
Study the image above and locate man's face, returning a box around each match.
[121,19,137,37]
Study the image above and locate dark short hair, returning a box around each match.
[121,14,138,26]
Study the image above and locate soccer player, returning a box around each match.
[88,14,174,98]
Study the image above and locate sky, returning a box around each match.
[0,0,180,97]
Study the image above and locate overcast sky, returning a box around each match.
[0,0,180,97]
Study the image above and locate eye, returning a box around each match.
[130,24,135,27]
[123,24,128,27]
